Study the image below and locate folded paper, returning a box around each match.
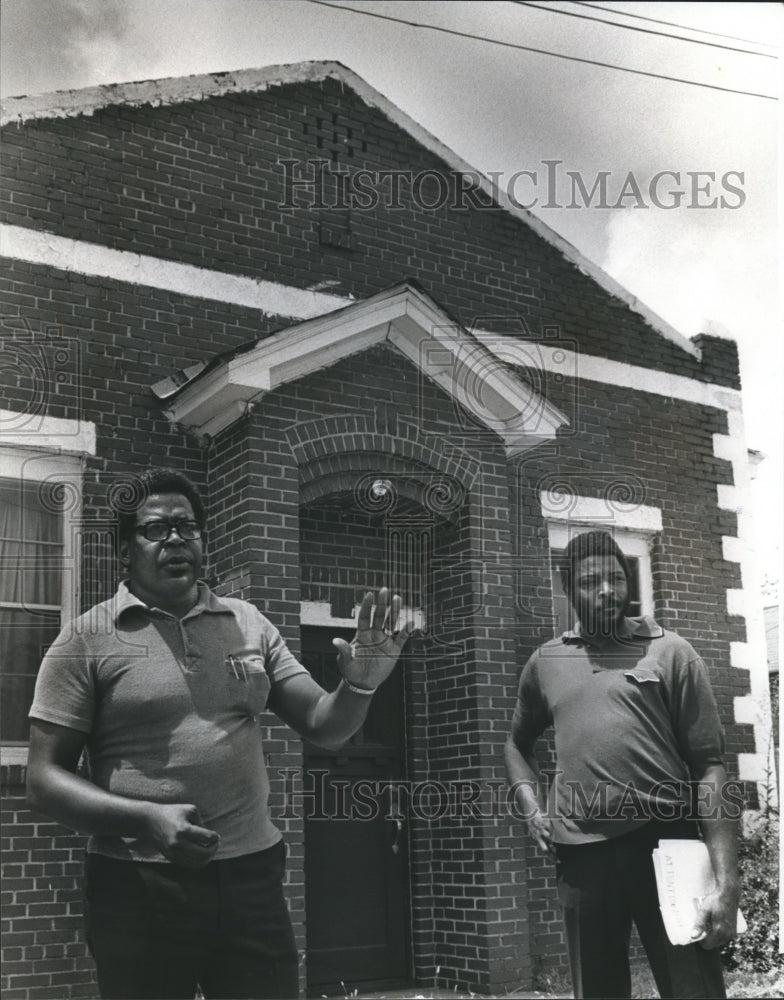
[652,839,747,946]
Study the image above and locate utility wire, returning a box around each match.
[305,0,778,100]
[511,0,777,58]
[571,1,779,49]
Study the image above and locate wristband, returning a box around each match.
[342,677,376,696]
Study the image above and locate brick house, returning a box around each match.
[0,61,774,998]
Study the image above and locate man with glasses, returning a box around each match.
[26,468,414,1000]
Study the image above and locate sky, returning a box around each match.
[1,0,781,591]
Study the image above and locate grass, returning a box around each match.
[725,968,784,998]
[528,965,784,999]
[630,965,784,999]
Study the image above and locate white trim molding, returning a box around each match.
[1,224,740,414]
[540,491,663,535]
[165,282,570,455]
[300,599,425,631]
[541,492,662,619]
[472,331,741,413]
[0,224,348,320]
[300,601,358,629]
[0,406,97,455]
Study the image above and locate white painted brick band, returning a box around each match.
[1,225,742,412]
[0,223,348,320]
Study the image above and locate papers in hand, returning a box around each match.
[652,839,746,946]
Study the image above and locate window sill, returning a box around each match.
[0,747,28,790]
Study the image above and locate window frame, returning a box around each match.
[540,490,662,637]
[0,446,85,762]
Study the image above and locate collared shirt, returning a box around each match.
[30,582,307,861]
[561,614,665,648]
[511,616,725,844]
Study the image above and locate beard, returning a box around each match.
[573,593,632,635]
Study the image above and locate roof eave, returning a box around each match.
[164,281,568,449]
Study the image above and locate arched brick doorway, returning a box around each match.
[299,463,468,995]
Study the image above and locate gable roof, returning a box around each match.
[1,60,700,360]
[160,280,569,453]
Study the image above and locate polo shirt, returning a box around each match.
[512,616,725,844]
[30,582,308,862]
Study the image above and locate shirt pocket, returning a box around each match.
[225,652,271,715]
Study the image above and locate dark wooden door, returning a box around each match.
[301,626,411,995]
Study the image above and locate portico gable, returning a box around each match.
[158,281,569,454]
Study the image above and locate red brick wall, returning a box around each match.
[0,72,754,997]
[200,349,533,991]
[1,78,739,389]
[1,777,97,1000]
[0,273,755,995]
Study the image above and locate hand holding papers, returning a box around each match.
[652,839,746,946]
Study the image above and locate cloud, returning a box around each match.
[62,0,136,82]
[1,0,155,95]
[601,205,781,579]
[603,200,775,337]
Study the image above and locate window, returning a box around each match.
[0,448,83,749]
[540,490,661,638]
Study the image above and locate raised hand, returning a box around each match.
[332,588,415,692]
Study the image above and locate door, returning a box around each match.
[301,626,411,994]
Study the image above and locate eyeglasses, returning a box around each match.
[135,520,202,542]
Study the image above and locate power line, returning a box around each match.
[511,0,777,58]
[570,1,779,49]
[305,0,778,100]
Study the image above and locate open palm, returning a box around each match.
[333,588,415,691]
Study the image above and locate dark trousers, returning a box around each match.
[555,821,727,1000]
[84,840,299,1000]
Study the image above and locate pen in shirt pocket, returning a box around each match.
[226,654,248,682]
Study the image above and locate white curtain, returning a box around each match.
[0,477,62,742]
